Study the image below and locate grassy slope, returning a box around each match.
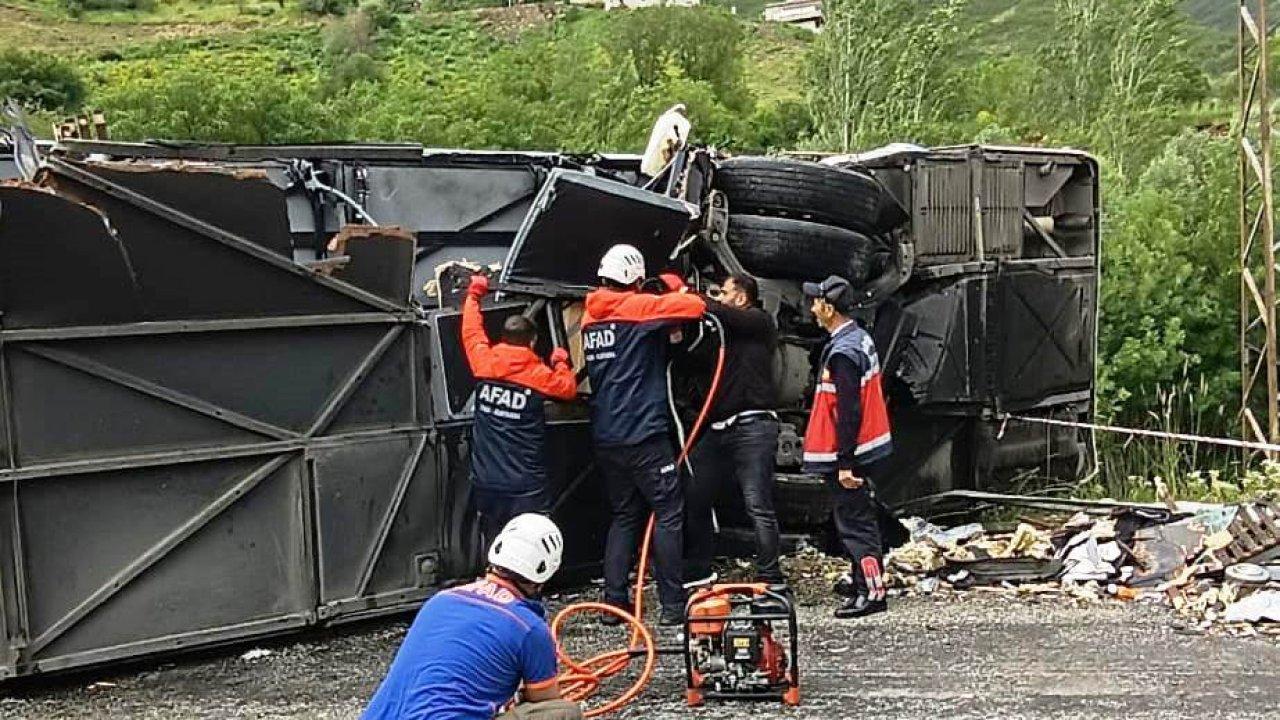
[1,0,1242,139]
[2,0,1246,55]
[0,2,281,54]
[5,0,289,23]
[3,0,814,123]
[743,21,811,105]
[1183,0,1280,31]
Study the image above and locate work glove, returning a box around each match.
[658,272,687,293]
[550,347,570,366]
[466,273,490,299]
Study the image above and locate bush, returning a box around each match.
[0,50,86,112]
[328,52,383,90]
[746,100,812,152]
[1097,131,1238,430]
[62,0,156,11]
[93,54,346,143]
[362,0,414,29]
[324,10,378,57]
[300,0,354,17]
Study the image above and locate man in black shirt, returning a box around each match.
[684,273,785,586]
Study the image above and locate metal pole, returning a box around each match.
[1240,0,1251,447]
[1239,0,1279,448]
[1259,0,1278,445]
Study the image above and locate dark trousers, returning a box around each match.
[686,416,783,583]
[474,486,549,552]
[825,465,886,600]
[596,435,685,611]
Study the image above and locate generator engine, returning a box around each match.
[683,584,799,706]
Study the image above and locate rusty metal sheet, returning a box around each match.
[328,225,417,303]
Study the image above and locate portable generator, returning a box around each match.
[683,583,800,707]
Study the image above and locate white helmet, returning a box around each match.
[598,244,646,286]
[488,513,564,584]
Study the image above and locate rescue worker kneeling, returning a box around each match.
[463,274,578,548]
[361,514,583,720]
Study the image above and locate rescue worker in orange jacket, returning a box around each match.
[463,274,578,548]
[582,244,706,625]
[802,275,893,619]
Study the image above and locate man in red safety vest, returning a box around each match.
[801,275,894,619]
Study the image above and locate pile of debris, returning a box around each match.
[873,500,1280,637]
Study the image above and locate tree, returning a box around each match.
[805,0,969,151]
[0,50,86,112]
[1040,0,1207,178]
[1098,131,1238,429]
[94,55,344,143]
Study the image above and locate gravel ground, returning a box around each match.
[4,588,1280,720]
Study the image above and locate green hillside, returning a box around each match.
[1182,0,1279,30]
[1,1,817,151]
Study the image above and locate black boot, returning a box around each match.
[834,594,887,619]
[599,600,630,626]
[832,572,858,598]
[659,607,686,627]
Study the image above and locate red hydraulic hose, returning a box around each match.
[551,312,727,717]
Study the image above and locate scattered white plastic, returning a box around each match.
[240,648,273,662]
[1223,591,1280,623]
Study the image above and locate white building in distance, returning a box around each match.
[597,0,700,8]
[763,0,823,31]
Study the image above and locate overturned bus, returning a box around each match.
[0,138,1097,678]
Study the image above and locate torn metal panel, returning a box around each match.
[878,278,980,406]
[500,169,697,291]
[327,225,417,303]
[0,184,144,328]
[42,160,396,321]
[71,159,294,257]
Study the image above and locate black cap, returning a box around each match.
[802,275,855,312]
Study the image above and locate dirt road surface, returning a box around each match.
[4,590,1279,720]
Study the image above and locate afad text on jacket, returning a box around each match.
[582,287,706,447]
[462,295,577,493]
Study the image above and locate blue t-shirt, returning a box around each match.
[361,576,559,720]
